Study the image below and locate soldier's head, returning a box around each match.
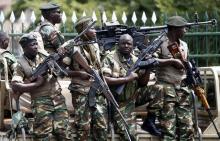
[167,16,187,38]
[19,33,38,59]
[75,17,96,41]
[118,34,133,56]
[0,32,9,49]
[40,2,62,24]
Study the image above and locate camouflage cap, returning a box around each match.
[75,16,93,33]
[40,2,60,11]
[167,16,187,27]
[19,33,37,47]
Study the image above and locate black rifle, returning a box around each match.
[32,53,68,78]
[96,23,165,51]
[95,18,216,51]
[88,69,135,141]
[115,30,167,95]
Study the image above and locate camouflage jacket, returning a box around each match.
[102,50,138,102]
[0,48,17,78]
[154,35,188,85]
[36,20,64,54]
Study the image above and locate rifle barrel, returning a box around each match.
[138,19,217,32]
[186,19,217,27]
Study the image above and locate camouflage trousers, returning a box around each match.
[71,91,107,141]
[31,92,71,141]
[147,82,194,141]
[113,88,150,141]
[113,101,136,141]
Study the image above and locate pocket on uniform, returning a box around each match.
[163,84,176,102]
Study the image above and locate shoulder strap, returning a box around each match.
[0,49,9,55]
[17,56,33,78]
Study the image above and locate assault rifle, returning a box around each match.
[32,53,68,78]
[95,18,216,51]
[89,71,134,141]
[167,42,220,139]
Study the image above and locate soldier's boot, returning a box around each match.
[141,113,162,137]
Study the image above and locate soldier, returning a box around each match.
[61,17,108,141]
[0,32,17,131]
[11,33,71,141]
[36,2,64,54]
[102,34,151,140]
[142,16,194,140]
[0,32,17,79]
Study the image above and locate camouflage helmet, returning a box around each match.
[167,16,187,27]
[39,2,60,11]
[75,16,93,33]
[19,33,37,48]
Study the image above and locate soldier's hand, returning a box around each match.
[79,71,92,80]
[57,46,68,56]
[49,31,58,44]
[35,75,45,87]
[127,72,138,81]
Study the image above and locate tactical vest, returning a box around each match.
[17,55,60,99]
[0,49,17,78]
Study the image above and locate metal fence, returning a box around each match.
[0,10,219,66]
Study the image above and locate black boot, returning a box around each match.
[141,113,162,137]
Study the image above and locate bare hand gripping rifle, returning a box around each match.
[167,42,220,139]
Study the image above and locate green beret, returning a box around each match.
[167,16,187,27]
[75,17,93,33]
[40,2,60,11]
[19,33,37,47]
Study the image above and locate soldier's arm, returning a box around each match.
[40,25,64,49]
[66,69,92,80]
[102,56,138,85]
[155,58,184,69]
[104,72,138,86]
[137,69,150,87]
[11,76,44,93]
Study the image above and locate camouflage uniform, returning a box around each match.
[12,33,71,141]
[0,48,17,130]
[0,48,17,79]
[102,50,149,140]
[36,3,64,54]
[63,17,107,141]
[147,17,194,140]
